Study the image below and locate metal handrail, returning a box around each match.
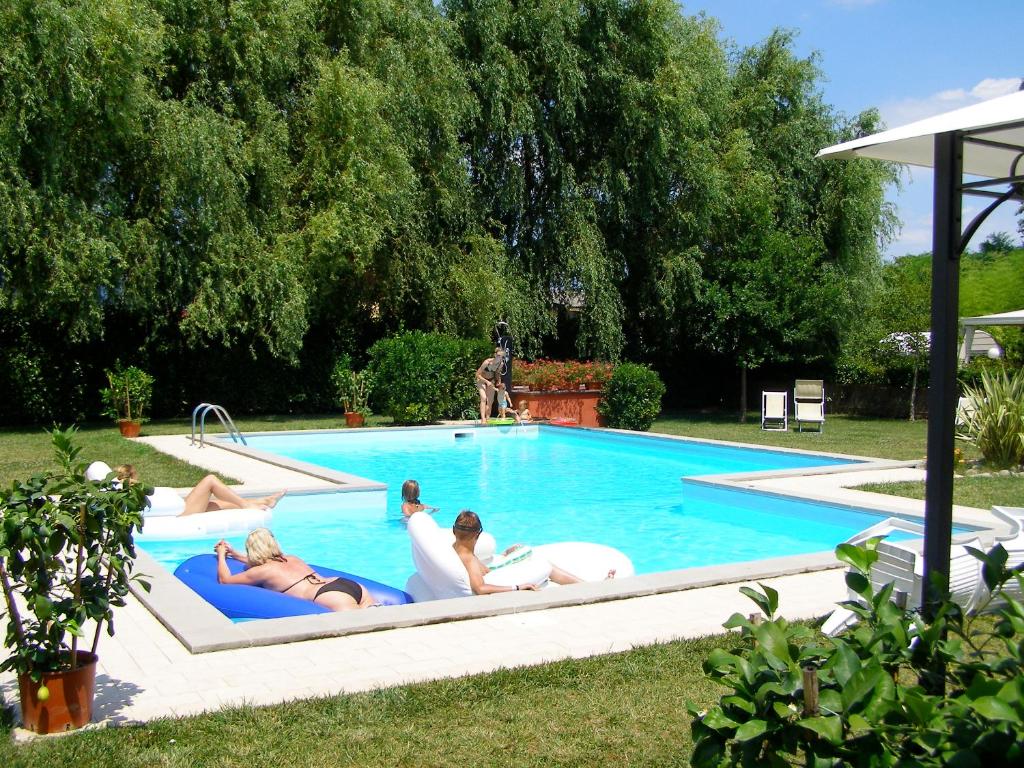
[190,403,247,447]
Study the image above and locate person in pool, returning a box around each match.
[401,479,439,518]
[451,510,588,595]
[214,528,376,611]
[475,346,506,422]
[116,464,285,516]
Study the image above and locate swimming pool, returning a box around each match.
[138,425,919,593]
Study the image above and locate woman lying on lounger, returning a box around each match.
[214,528,376,611]
[116,465,284,516]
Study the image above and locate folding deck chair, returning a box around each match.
[761,391,788,431]
[794,379,825,432]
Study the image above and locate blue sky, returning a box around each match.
[683,0,1021,258]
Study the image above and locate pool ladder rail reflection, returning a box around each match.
[191,403,247,448]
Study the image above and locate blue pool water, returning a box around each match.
[138,426,914,591]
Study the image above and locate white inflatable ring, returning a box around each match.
[86,460,272,540]
[135,507,273,541]
[533,542,635,581]
[483,553,552,588]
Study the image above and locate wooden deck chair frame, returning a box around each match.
[761,391,788,431]
[793,379,825,433]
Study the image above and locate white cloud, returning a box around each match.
[880,77,1021,127]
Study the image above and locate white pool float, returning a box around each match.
[85,461,271,540]
[404,512,633,602]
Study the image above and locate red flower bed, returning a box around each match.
[512,360,613,391]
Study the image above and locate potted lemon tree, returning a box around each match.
[100,364,154,437]
[0,428,148,733]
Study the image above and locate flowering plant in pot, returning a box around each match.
[0,427,149,732]
[99,364,154,437]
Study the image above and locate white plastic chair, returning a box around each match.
[761,391,788,431]
[821,517,988,636]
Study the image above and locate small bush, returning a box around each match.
[367,332,492,424]
[958,367,1024,468]
[597,363,665,430]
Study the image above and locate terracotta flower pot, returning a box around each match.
[18,651,99,733]
[344,411,365,428]
[117,419,141,438]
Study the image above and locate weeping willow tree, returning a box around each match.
[444,0,731,361]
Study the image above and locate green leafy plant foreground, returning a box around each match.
[0,428,149,679]
[689,541,1024,767]
[597,363,666,431]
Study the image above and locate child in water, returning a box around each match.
[401,479,439,518]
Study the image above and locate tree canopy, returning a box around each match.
[0,0,894,422]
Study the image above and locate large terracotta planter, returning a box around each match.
[344,411,365,428]
[117,419,141,438]
[512,390,605,427]
[18,651,99,733]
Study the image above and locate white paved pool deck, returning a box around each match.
[1,430,1002,732]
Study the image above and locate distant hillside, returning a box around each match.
[888,249,1024,316]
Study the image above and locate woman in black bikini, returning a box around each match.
[215,528,376,611]
[475,347,506,422]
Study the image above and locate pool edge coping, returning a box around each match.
[134,424,999,653]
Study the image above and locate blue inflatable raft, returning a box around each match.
[174,554,414,620]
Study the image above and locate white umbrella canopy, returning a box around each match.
[818,89,1024,177]
[817,89,1024,647]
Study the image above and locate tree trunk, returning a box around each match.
[738,363,747,423]
[909,364,918,422]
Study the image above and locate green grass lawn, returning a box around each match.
[1,632,741,767]
[857,474,1024,510]
[652,409,936,461]
[0,414,393,488]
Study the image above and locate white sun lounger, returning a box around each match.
[821,517,988,636]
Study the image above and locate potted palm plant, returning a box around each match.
[0,427,148,733]
[100,364,154,437]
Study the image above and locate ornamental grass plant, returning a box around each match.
[957,367,1024,469]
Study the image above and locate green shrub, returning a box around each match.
[958,355,1012,390]
[958,367,1024,468]
[690,541,1024,767]
[367,332,492,424]
[597,363,665,430]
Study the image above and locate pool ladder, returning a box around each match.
[191,403,247,447]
